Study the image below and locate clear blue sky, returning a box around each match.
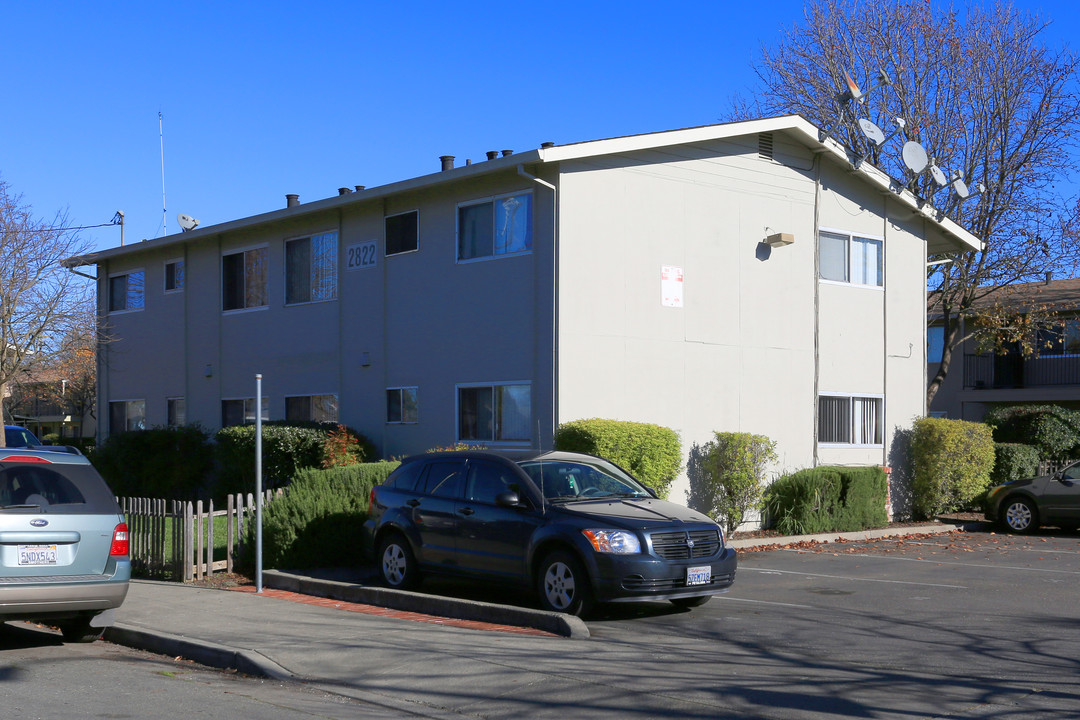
[2,1,1076,251]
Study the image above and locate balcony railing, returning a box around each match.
[964,353,1080,389]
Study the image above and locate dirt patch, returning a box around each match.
[188,572,253,589]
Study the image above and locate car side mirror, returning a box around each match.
[645,486,659,499]
[495,491,525,508]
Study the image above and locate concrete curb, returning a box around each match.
[104,623,295,680]
[727,520,993,550]
[261,570,591,640]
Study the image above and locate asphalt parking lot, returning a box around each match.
[581,529,1080,718]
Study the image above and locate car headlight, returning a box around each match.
[582,529,641,554]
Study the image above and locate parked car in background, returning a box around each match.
[5,425,42,448]
[0,447,130,641]
[985,462,1080,533]
[363,450,737,616]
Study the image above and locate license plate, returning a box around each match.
[18,545,57,566]
[686,565,711,586]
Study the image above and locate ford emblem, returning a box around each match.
[29,519,48,528]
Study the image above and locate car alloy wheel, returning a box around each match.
[378,534,419,589]
[1003,497,1037,534]
[537,551,591,616]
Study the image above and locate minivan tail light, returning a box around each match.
[110,523,129,556]
[1,455,51,464]
[367,488,376,516]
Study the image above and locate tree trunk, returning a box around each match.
[926,317,962,408]
[0,381,7,447]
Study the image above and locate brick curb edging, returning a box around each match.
[727,520,993,550]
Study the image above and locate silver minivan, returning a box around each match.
[0,448,130,641]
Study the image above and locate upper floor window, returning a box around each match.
[223,247,268,311]
[285,394,338,423]
[286,232,338,305]
[818,394,883,446]
[385,211,418,256]
[457,192,532,261]
[819,230,882,287]
[928,326,945,363]
[1037,318,1080,357]
[165,259,185,293]
[458,382,530,442]
[108,270,145,312]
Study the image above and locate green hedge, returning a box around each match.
[214,422,376,497]
[240,461,399,570]
[983,405,1080,461]
[763,466,888,535]
[991,443,1040,484]
[911,417,995,518]
[687,432,777,533]
[555,419,681,498]
[92,425,215,500]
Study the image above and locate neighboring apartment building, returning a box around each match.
[66,115,980,507]
[5,368,97,442]
[929,276,1080,421]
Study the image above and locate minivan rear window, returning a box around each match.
[0,463,119,514]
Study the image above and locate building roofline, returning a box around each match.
[64,114,982,268]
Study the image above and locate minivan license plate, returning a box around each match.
[686,565,711,586]
[18,545,57,566]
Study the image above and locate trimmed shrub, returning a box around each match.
[555,419,681,498]
[983,405,1080,461]
[688,432,777,533]
[991,443,1040,484]
[240,461,399,570]
[214,422,376,497]
[763,466,888,535]
[92,425,215,500]
[911,417,995,518]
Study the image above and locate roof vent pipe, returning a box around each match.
[1046,271,1053,285]
[440,155,455,171]
[486,151,499,160]
[541,142,555,148]
[286,194,299,208]
[355,185,365,192]
[501,149,513,157]
[338,187,352,195]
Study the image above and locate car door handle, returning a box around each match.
[406,499,421,507]
[458,507,475,516]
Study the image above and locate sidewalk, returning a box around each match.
[103,518,989,717]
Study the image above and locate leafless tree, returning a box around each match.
[0,178,94,445]
[736,0,1080,405]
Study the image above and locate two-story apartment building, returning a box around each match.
[66,115,980,506]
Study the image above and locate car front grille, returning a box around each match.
[622,571,735,591]
[650,529,722,560]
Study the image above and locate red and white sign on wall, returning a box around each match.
[661,265,684,308]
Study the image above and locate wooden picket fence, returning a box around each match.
[118,489,281,582]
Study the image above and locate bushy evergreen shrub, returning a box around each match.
[991,443,1040,483]
[911,417,995,518]
[92,425,215,499]
[983,405,1080,461]
[240,461,399,570]
[763,466,887,535]
[555,419,681,498]
[687,432,777,533]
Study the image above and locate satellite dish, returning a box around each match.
[858,118,886,146]
[901,141,929,175]
[177,213,200,232]
[843,69,864,102]
[929,163,948,187]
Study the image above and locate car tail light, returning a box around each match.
[368,488,376,516]
[110,523,129,556]
[0,455,51,464]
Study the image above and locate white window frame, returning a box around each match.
[166,397,186,427]
[818,392,885,448]
[108,269,146,314]
[818,227,884,289]
[284,231,338,306]
[164,258,185,294]
[456,191,533,264]
[455,381,532,444]
[385,209,420,257]
[386,387,419,424]
[221,244,269,314]
[284,393,339,423]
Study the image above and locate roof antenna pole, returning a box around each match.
[159,111,167,237]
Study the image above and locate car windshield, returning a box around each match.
[518,458,651,501]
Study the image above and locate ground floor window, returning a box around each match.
[458,383,530,442]
[167,397,186,427]
[109,400,145,433]
[221,397,269,427]
[387,387,418,424]
[818,394,883,445]
[285,394,338,423]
